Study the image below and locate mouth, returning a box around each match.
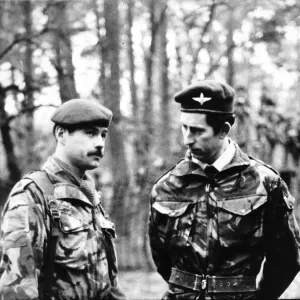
[190,149,202,155]
[88,153,103,159]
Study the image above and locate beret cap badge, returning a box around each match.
[174,80,235,114]
[192,93,211,105]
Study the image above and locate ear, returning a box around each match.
[219,122,231,139]
[55,126,67,144]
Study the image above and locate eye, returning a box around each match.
[85,129,97,137]
[101,132,107,139]
[190,127,204,135]
[190,127,199,134]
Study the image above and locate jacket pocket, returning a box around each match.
[153,201,196,247]
[55,202,91,269]
[217,195,267,243]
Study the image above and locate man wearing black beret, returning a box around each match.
[149,80,300,300]
[0,99,126,300]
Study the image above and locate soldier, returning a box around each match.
[229,86,257,156]
[149,80,300,300]
[0,99,126,300]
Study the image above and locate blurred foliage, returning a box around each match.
[1,0,300,275]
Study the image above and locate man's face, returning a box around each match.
[62,125,108,174]
[180,113,224,164]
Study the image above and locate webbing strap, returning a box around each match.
[169,268,257,293]
[25,171,59,300]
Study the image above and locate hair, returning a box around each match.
[52,122,107,136]
[52,122,103,139]
[205,113,235,134]
[52,124,78,138]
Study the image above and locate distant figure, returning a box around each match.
[149,80,300,300]
[256,94,284,166]
[229,86,257,156]
[0,99,126,300]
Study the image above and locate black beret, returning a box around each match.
[174,80,235,114]
[51,99,113,127]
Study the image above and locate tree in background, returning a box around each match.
[1,0,300,276]
[46,0,79,102]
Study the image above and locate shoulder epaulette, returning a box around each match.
[9,178,34,197]
[154,158,184,184]
[248,155,279,175]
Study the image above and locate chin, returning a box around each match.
[92,162,101,168]
[192,153,203,160]
[86,163,101,170]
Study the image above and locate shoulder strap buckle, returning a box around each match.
[48,198,60,237]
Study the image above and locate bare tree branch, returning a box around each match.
[2,84,21,94]
[187,1,218,83]
[5,104,57,125]
[205,42,236,77]
[152,2,168,36]
[0,27,49,60]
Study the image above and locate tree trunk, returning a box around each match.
[0,87,21,186]
[124,0,143,269]
[92,0,106,100]
[102,0,131,269]
[127,0,138,119]
[0,2,21,196]
[47,0,78,102]
[156,0,170,158]
[226,4,235,86]
[129,0,161,270]
[22,0,36,170]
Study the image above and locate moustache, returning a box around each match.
[190,149,202,153]
[88,150,104,158]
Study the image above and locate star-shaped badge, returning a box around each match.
[192,93,211,105]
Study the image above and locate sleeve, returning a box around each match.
[99,212,127,300]
[105,237,127,300]
[0,184,46,300]
[258,177,300,300]
[148,187,172,282]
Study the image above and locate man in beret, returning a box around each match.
[149,80,300,300]
[0,99,126,300]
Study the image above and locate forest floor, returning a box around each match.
[118,270,167,300]
[118,270,300,300]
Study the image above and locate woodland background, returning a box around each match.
[1,0,300,298]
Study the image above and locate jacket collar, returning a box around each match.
[172,141,250,177]
[221,142,250,171]
[42,156,99,207]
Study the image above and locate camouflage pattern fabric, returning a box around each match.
[149,142,300,300]
[0,156,126,300]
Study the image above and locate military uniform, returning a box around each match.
[149,143,300,300]
[0,99,126,300]
[0,156,125,300]
[149,81,300,300]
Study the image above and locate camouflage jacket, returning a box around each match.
[149,142,300,300]
[0,157,126,300]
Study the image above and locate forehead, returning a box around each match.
[76,124,108,132]
[180,112,208,127]
[87,125,107,132]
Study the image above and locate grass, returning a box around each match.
[118,270,167,300]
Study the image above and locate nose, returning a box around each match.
[183,127,195,146]
[94,135,105,148]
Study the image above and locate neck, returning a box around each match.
[193,137,230,165]
[209,138,229,165]
[216,137,229,161]
[54,149,85,179]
